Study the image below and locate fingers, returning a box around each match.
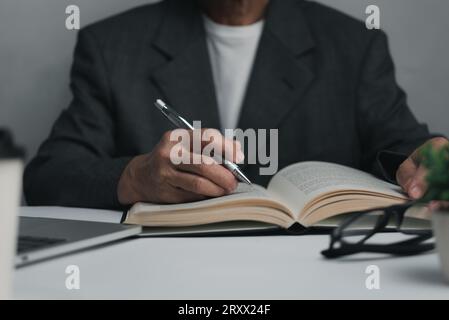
[396,158,418,192]
[397,137,449,202]
[170,149,238,192]
[199,129,244,163]
[407,165,428,200]
[163,128,244,164]
[177,160,238,193]
[143,129,243,205]
[429,137,449,149]
[165,128,240,193]
[169,170,229,198]
[165,185,206,203]
[396,159,428,200]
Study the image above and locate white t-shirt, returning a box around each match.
[204,16,264,131]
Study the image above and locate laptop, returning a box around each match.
[16,217,141,267]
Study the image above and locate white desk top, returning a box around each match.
[14,207,449,299]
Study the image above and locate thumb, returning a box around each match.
[396,157,418,192]
[407,165,428,200]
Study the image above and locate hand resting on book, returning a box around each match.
[117,129,243,205]
[396,137,449,210]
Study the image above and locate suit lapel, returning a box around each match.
[151,0,221,129]
[150,0,316,131]
[238,0,316,130]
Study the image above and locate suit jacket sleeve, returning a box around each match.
[356,30,433,182]
[24,29,132,209]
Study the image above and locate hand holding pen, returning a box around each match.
[154,99,251,185]
[116,100,250,205]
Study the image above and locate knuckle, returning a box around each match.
[159,167,171,180]
[209,129,223,142]
[223,172,238,192]
[201,128,215,142]
[156,172,171,190]
[234,139,242,150]
[156,148,169,161]
[192,177,204,193]
[161,130,173,142]
[432,137,448,146]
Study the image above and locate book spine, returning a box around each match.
[286,222,309,235]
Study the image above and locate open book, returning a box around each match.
[123,162,429,235]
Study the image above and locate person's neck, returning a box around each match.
[198,0,269,26]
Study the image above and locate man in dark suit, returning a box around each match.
[24,0,448,209]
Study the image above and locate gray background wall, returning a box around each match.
[1,0,448,160]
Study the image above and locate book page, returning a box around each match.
[267,161,407,220]
[126,183,296,228]
[129,183,282,215]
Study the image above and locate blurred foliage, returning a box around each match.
[420,144,449,202]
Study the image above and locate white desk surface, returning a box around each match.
[14,207,449,299]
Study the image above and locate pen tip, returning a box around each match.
[241,175,252,185]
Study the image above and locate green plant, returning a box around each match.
[420,144,449,202]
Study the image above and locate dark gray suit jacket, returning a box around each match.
[24,0,433,209]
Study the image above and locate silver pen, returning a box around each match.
[154,99,252,185]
